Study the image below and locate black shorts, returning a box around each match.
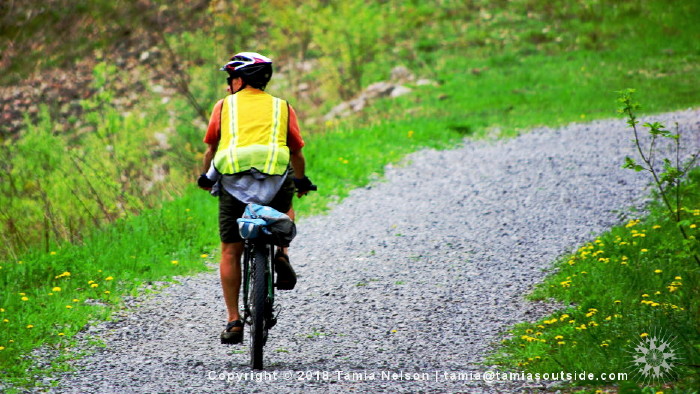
[218,174,295,244]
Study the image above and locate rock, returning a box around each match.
[390,85,412,98]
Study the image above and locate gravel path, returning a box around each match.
[46,110,699,393]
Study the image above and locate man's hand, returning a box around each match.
[198,173,216,190]
[293,176,317,197]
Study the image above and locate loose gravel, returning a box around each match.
[43,110,699,393]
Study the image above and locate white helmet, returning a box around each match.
[220,52,273,89]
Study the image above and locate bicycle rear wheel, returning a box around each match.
[249,243,269,369]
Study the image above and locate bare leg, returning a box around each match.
[220,241,244,322]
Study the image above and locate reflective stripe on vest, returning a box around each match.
[213,90,290,175]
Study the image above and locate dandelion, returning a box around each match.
[555,335,564,340]
[675,276,682,280]
[654,269,662,273]
[3,319,8,323]
[171,260,179,265]
[641,249,649,253]
[21,296,29,301]
[600,343,609,347]
[558,341,566,345]
[0,346,4,351]
[640,333,648,338]
[691,224,697,229]
[614,300,621,304]
[54,271,71,279]
[200,254,209,258]
[73,299,80,302]
[91,284,99,288]
[58,333,65,336]
[642,294,649,298]
[50,251,57,255]
[407,130,415,138]
[52,287,61,292]
[0,308,4,312]
[626,219,640,228]
[652,225,661,229]
[88,280,95,284]
[605,316,612,321]
[105,276,113,281]
[65,305,73,309]
[26,325,34,329]
[104,291,111,295]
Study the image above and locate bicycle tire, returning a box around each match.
[249,243,268,370]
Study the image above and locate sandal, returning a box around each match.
[274,251,297,290]
[220,320,244,345]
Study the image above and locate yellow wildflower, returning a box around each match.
[52,287,61,292]
[171,260,179,265]
[105,276,114,281]
[555,335,564,340]
[58,333,65,336]
[200,254,209,258]
[91,284,99,288]
[626,219,640,228]
[27,325,34,329]
[654,269,662,273]
[640,333,648,338]
[641,249,649,253]
[21,296,29,301]
[65,305,72,309]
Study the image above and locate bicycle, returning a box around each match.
[241,236,277,369]
[236,200,310,370]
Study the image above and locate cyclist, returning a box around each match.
[198,52,315,344]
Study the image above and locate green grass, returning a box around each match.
[0,187,219,388]
[488,169,700,391]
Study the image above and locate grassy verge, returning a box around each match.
[0,187,219,388]
[488,168,700,391]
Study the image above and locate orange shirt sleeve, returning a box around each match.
[287,104,305,152]
[203,99,224,145]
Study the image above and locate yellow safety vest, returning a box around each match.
[214,89,290,176]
